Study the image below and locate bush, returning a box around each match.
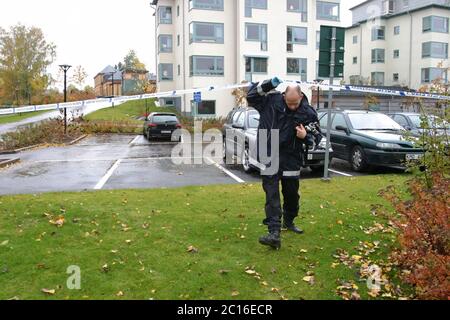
[0,119,83,150]
[380,173,450,300]
[77,120,141,134]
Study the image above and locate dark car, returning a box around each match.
[388,112,449,137]
[222,107,333,174]
[143,112,182,141]
[318,110,424,172]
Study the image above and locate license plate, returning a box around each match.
[161,130,171,134]
[307,154,314,160]
[406,154,422,161]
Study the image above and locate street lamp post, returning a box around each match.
[59,64,72,134]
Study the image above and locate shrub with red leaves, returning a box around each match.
[381,173,450,300]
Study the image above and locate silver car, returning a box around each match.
[222,107,333,174]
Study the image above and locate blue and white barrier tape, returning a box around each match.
[0,80,448,116]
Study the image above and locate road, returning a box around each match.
[0,134,405,195]
[0,101,120,135]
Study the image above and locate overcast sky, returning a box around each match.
[0,0,363,88]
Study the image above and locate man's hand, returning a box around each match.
[296,125,307,140]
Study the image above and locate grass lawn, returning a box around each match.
[0,110,52,125]
[0,175,409,300]
[84,99,177,124]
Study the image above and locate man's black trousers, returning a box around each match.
[262,174,300,233]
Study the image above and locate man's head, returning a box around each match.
[284,85,304,111]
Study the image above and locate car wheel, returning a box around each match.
[241,145,253,174]
[351,146,368,172]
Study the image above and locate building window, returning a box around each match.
[393,73,399,82]
[371,49,385,63]
[371,26,385,40]
[194,100,216,116]
[158,64,173,81]
[352,35,358,44]
[245,23,268,51]
[158,6,172,24]
[189,0,224,11]
[245,57,268,77]
[393,49,400,59]
[190,22,224,43]
[177,34,180,46]
[287,0,307,22]
[316,1,340,21]
[287,58,307,81]
[394,26,400,35]
[287,26,307,52]
[371,72,385,86]
[190,56,224,76]
[423,16,449,33]
[422,42,448,59]
[245,0,267,17]
[158,35,173,53]
[353,57,358,64]
[421,68,448,83]
[177,5,180,16]
[178,65,181,76]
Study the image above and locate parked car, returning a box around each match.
[318,110,424,172]
[388,112,449,137]
[143,112,182,141]
[222,107,333,174]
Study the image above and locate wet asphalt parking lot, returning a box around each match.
[0,134,403,195]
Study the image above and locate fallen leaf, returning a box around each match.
[299,249,308,253]
[245,269,256,275]
[231,291,240,297]
[49,215,65,227]
[116,291,124,297]
[0,240,9,246]
[187,246,198,253]
[219,269,230,275]
[41,288,56,295]
[302,276,315,285]
[101,264,109,273]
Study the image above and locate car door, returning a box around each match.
[225,110,242,156]
[330,113,351,159]
[233,111,247,157]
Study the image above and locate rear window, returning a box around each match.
[153,115,178,123]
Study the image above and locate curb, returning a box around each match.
[68,134,88,145]
[0,144,44,155]
[0,158,20,168]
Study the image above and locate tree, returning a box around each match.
[122,50,146,71]
[71,65,88,90]
[0,24,56,106]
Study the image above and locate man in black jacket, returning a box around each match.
[247,77,321,250]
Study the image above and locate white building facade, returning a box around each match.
[151,0,343,118]
[344,0,450,89]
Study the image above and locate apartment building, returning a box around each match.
[345,0,450,89]
[151,0,343,118]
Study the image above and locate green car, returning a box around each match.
[318,110,424,172]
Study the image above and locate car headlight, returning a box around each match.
[376,142,402,149]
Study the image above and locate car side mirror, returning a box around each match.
[335,125,349,134]
[405,126,412,131]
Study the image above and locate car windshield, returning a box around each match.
[153,115,178,124]
[248,111,260,129]
[348,113,404,131]
[409,115,449,129]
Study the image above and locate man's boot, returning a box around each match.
[259,231,281,250]
[282,219,304,234]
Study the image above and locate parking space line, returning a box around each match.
[129,135,141,145]
[329,169,353,177]
[205,157,245,184]
[94,159,122,190]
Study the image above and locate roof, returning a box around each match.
[347,4,450,28]
[349,0,371,11]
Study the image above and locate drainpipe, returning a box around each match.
[182,0,187,116]
[408,10,413,89]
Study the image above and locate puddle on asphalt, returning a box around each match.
[15,164,49,177]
